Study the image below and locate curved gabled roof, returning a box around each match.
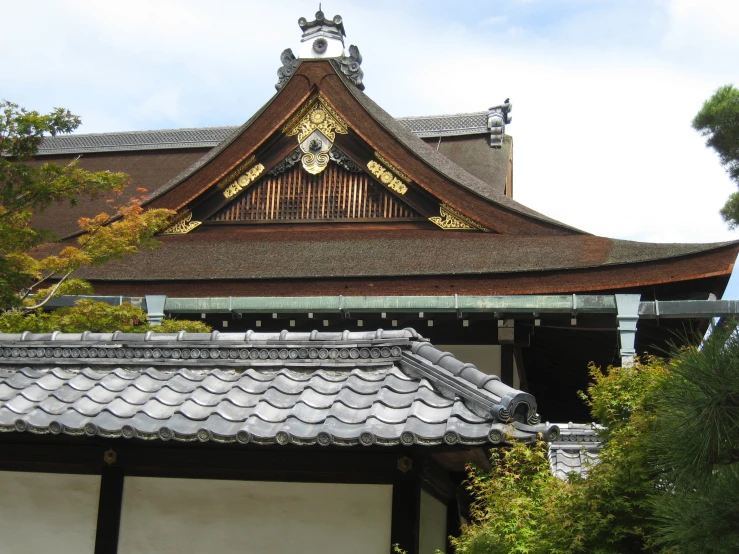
[139,59,581,235]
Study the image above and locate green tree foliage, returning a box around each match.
[453,327,739,554]
[452,359,668,554]
[0,100,174,309]
[692,85,739,227]
[650,326,739,554]
[0,299,211,334]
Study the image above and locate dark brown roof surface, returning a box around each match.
[30,149,210,239]
[61,226,737,281]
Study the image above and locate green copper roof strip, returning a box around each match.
[42,295,738,319]
[161,295,618,314]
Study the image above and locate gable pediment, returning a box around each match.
[208,149,423,223]
[153,61,579,236]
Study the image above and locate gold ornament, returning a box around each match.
[162,212,202,235]
[282,96,348,175]
[367,160,408,194]
[429,204,489,232]
[223,163,265,199]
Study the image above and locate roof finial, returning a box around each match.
[276,9,365,91]
[297,9,345,58]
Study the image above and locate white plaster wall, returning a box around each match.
[419,488,448,554]
[0,471,100,553]
[436,345,501,377]
[118,477,392,554]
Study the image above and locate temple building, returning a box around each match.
[2,10,738,554]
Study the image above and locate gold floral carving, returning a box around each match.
[429,204,490,232]
[367,160,408,195]
[283,96,348,141]
[223,163,265,199]
[162,212,201,235]
[282,96,348,175]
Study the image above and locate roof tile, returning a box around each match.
[0,329,558,446]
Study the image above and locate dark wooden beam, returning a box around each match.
[94,466,124,554]
[0,438,401,484]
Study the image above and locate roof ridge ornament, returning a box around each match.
[275,49,300,91]
[336,45,364,90]
[488,99,512,148]
[298,10,346,59]
[275,11,365,91]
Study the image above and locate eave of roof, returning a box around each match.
[55,228,739,283]
[0,329,557,447]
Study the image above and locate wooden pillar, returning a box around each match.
[94,466,124,554]
[391,457,420,554]
[445,497,460,554]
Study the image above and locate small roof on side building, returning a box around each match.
[0,329,558,447]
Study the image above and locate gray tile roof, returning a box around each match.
[36,113,492,156]
[0,329,558,447]
[37,127,237,155]
[548,423,601,480]
[396,112,488,138]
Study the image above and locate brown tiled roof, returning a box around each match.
[59,226,737,281]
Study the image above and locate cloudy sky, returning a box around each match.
[4,0,739,294]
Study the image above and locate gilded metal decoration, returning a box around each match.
[429,204,490,232]
[283,96,348,175]
[397,456,413,472]
[223,163,265,199]
[367,160,408,195]
[337,45,364,90]
[329,147,362,172]
[162,212,201,235]
[275,48,300,91]
[103,449,117,465]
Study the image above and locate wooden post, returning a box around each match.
[94,466,124,554]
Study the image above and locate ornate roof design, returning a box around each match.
[0,330,558,447]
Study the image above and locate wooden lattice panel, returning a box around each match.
[210,163,421,222]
